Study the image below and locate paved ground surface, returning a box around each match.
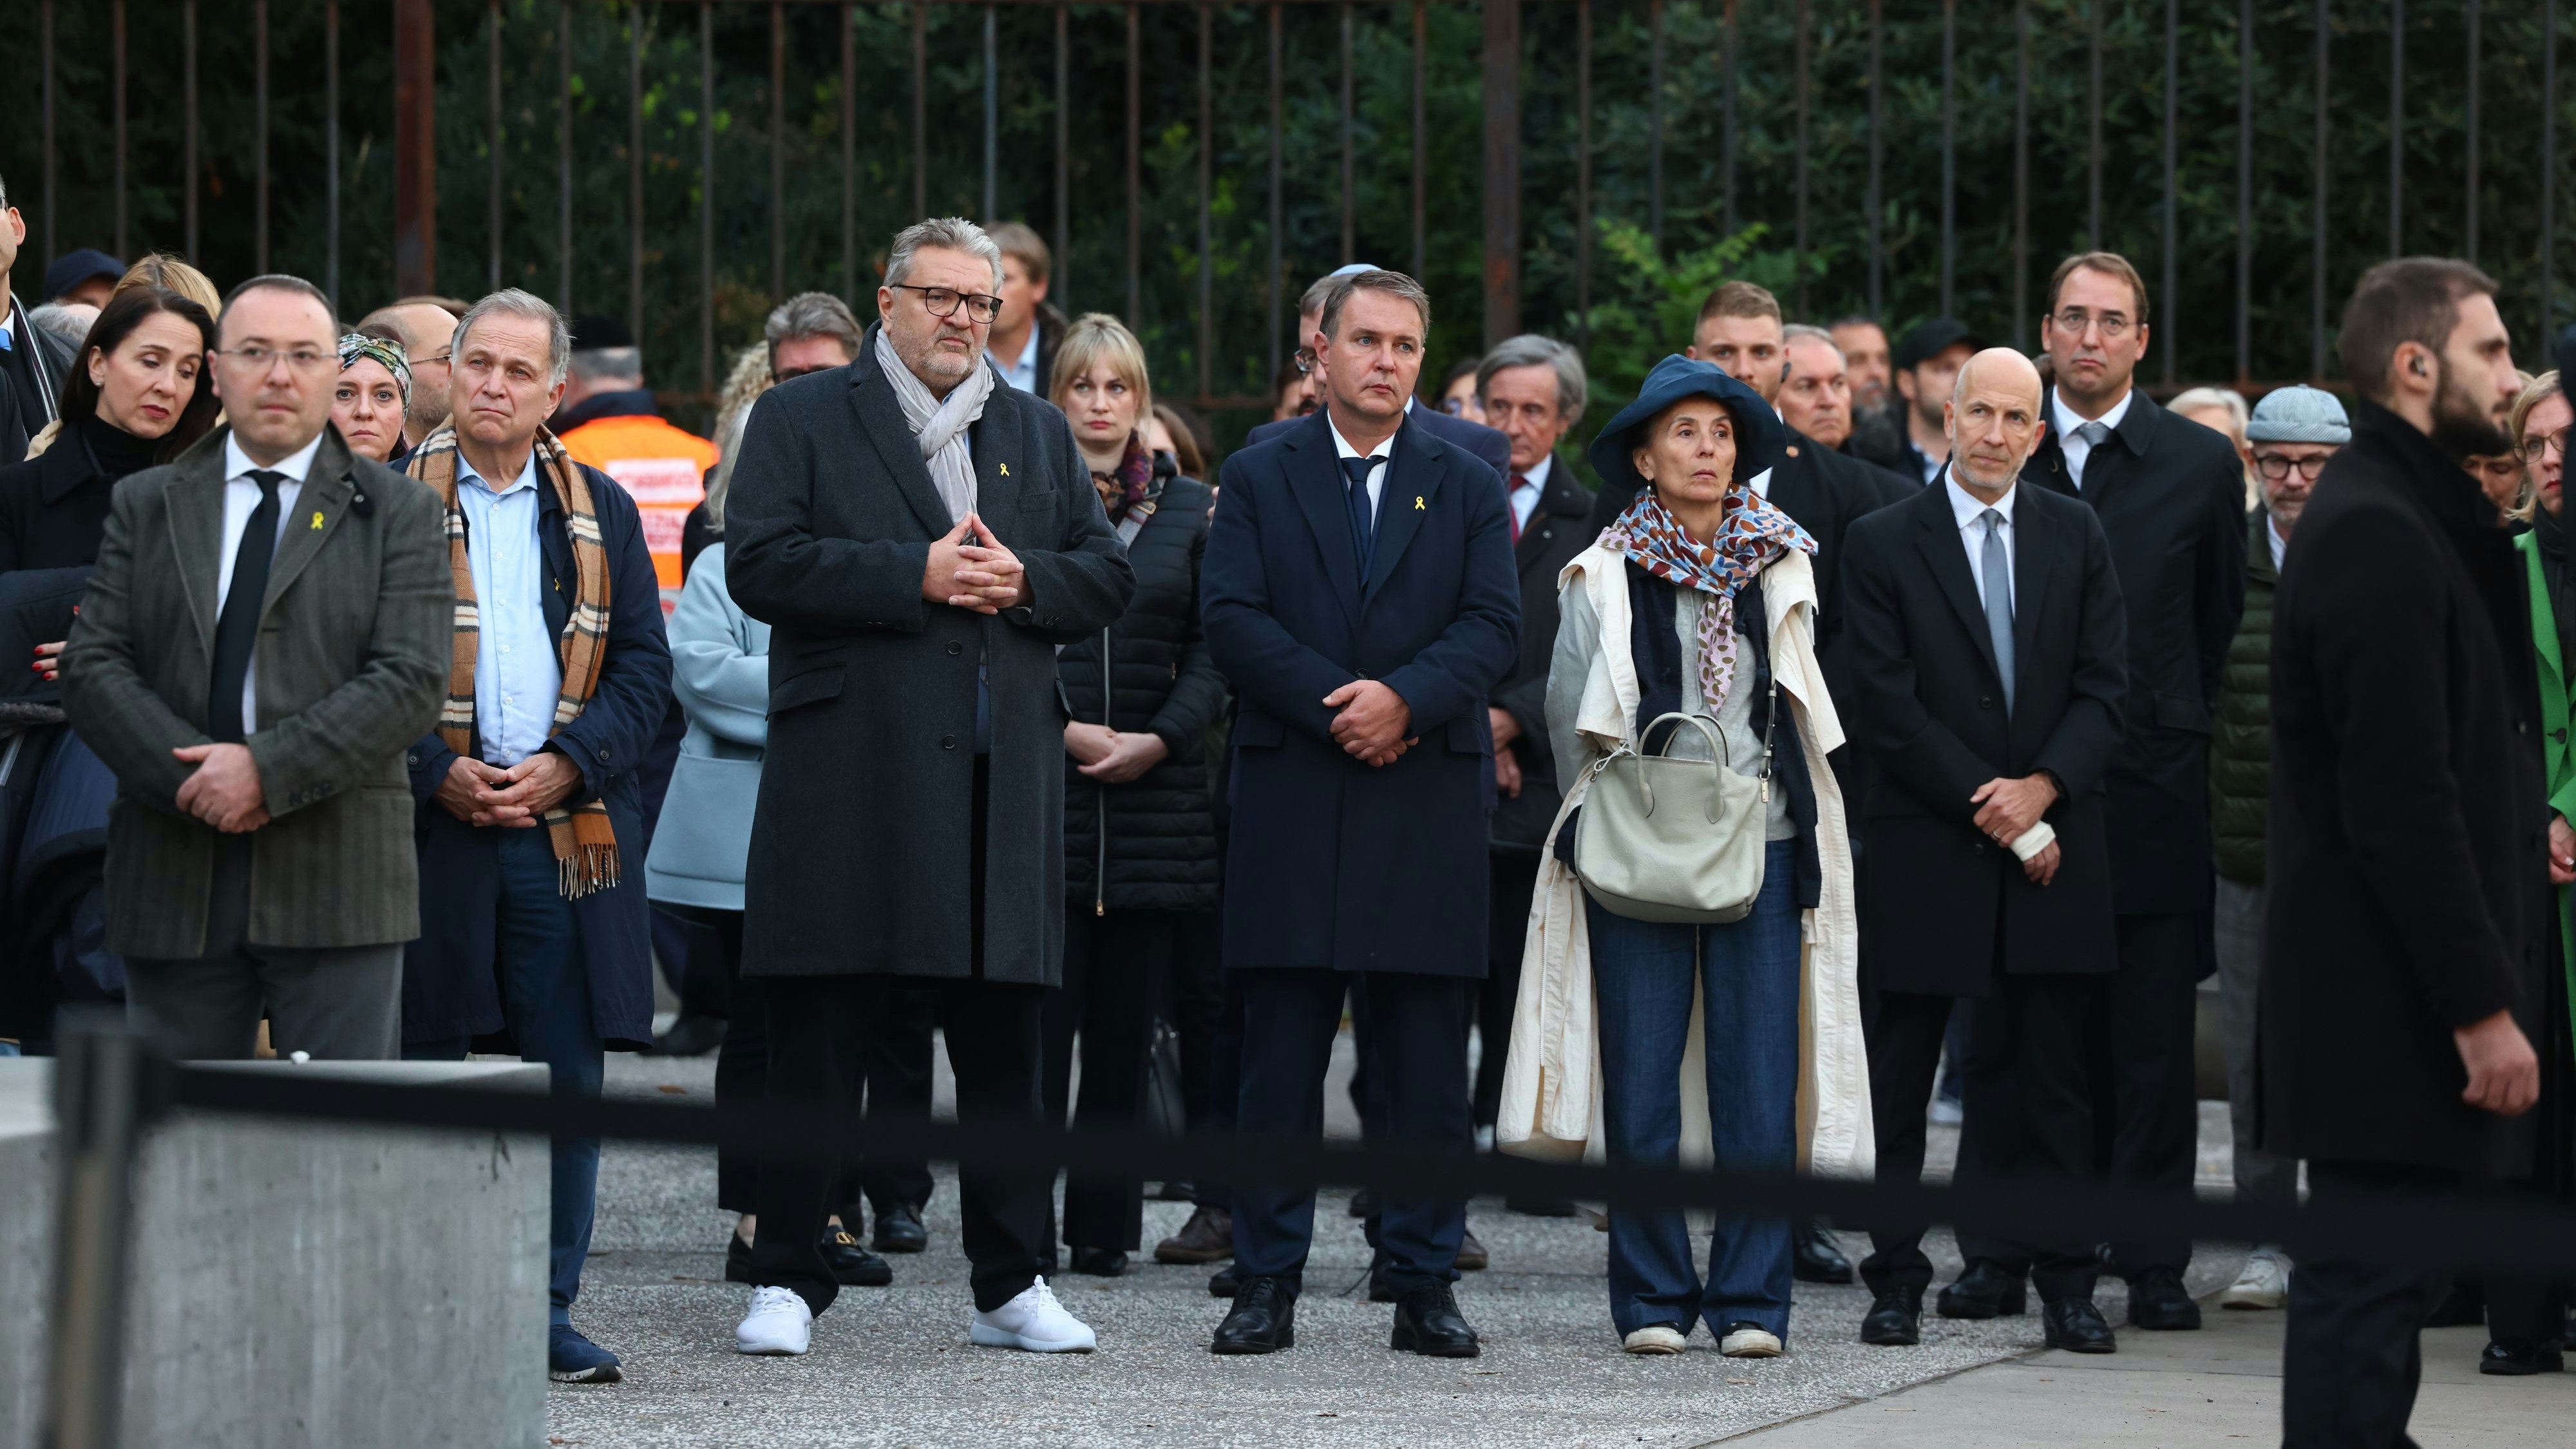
[545,1035,2266,1448]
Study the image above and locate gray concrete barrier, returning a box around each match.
[0,1058,550,1449]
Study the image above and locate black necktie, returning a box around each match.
[1339,455,1381,578]
[208,469,285,743]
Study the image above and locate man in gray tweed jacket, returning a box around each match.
[59,274,451,1059]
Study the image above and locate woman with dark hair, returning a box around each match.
[330,330,413,466]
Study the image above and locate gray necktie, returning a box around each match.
[1980,508,2014,714]
[2072,419,2111,489]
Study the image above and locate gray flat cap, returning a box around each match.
[2246,384,2351,444]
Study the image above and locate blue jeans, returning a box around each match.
[405,828,603,1327]
[1586,838,1801,1341]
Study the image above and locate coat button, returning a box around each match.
[941,735,958,750]
[947,641,963,656]
[1980,696,1995,710]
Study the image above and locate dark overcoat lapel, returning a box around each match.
[1365,412,1446,602]
[1277,410,1365,621]
[1912,475,2001,690]
[846,357,965,538]
[162,441,228,658]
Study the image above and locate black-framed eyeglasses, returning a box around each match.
[2253,453,2331,481]
[2050,307,2133,341]
[2522,426,2572,461]
[889,283,1002,325]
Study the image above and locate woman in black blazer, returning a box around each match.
[1043,314,1226,1275]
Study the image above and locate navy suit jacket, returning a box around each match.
[1202,408,1520,977]
[1246,403,1511,487]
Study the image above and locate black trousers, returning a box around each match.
[750,974,1049,1315]
[1040,907,1180,1251]
[1194,964,1247,1215]
[2284,1160,2455,1449]
[1475,853,1541,1128]
[1864,980,2101,1302]
[1170,903,1229,1135]
[2097,912,2201,1278]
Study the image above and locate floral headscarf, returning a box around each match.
[1600,483,1815,711]
[337,332,412,409]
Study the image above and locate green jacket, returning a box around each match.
[2517,529,2576,1047]
[2210,509,2278,884]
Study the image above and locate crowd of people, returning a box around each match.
[0,173,2568,1443]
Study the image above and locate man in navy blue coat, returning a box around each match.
[1200,270,1520,1358]
[1240,266,1513,484]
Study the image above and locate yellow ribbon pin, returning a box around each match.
[999,463,1010,477]
[310,510,325,529]
[1414,495,1426,510]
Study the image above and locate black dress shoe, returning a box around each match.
[1155,1204,1235,1265]
[1391,1283,1481,1357]
[2124,1267,2202,1331]
[1208,1262,1240,1298]
[724,1233,755,1284]
[1507,1195,1580,1218]
[2041,1298,2118,1354]
[1212,1276,1296,1354]
[1156,1180,1196,1202]
[1349,1188,1376,1218]
[1456,1226,1490,1271]
[642,1012,726,1057]
[1936,1259,2029,1319]
[1793,1222,1856,1285]
[1072,1246,1130,1277]
[820,1225,893,1287]
[1860,1289,1923,1346]
[871,1202,928,1255]
[2479,1339,2567,1376]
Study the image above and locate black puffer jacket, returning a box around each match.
[2209,507,2276,884]
[1058,470,1224,914]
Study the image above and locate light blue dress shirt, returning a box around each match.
[454,448,565,767]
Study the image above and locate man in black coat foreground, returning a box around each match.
[1839,349,2131,1354]
[2268,258,2548,1448]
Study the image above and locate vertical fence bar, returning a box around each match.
[2238,0,2252,383]
[1794,0,1809,316]
[772,0,787,300]
[1268,1,1283,362]
[913,3,929,219]
[1941,0,1955,316]
[2013,0,2028,341]
[1340,3,1355,265]
[1868,0,1882,317]
[1200,0,1214,397]
[985,5,1000,222]
[632,3,647,347]
[397,0,438,299]
[843,3,857,303]
[1577,0,1593,346]
[113,0,127,260]
[257,0,270,272]
[703,1,717,393]
[2546,0,2557,346]
[491,0,506,294]
[2466,0,2480,265]
[1128,3,1142,324]
[1484,0,1520,343]
[2389,0,2403,255]
[1413,0,1428,281]
[562,0,574,316]
[1654,0,1670,247]
[2162,0,2177,387]
[185,0,200,262]
[41,0,56,267]
[2314,0,2330,380]
[326,0,339,308]
[2087,0,2102,249]
[1056,2,1070,305]
[1716,0,1731,240]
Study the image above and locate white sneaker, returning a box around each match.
[1720,1325,1784,1358]
[970,1277,1097,1353]
[735,1285,813,1355]
[1927,1095,1965,1127]
[2219,1246,2291,1311]
[1622,1324,1689,1355]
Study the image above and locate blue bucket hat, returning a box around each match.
[1586,354,1786,503]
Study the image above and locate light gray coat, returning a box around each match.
[644,542,770,911]
[57,426,452,956]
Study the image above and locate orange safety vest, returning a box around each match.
[558,413,720,592]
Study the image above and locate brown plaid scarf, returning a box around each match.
[407,424,621,898]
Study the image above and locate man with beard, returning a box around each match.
[359,298,467,465]
[2269,258,2546,1444]
[1830,314,1910,472]
[1886,319,1980,486]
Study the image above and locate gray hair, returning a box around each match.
[1318,269,1432,341]
[451,289,573,388]
[1781,322,1843,359]
[884,217,1004,293]
[2168,385,2251,444]
[764,291,864,372]
[569,346,644,384]
[1475,334,1587,419]
[28,301,98,352]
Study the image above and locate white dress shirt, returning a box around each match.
[1328,413,1395,512]
[1510,453,1551,532]
[1945,473,2018,611]
[2268,515,2289,573]
[2050,386,2134,491]
[216,431,323,734]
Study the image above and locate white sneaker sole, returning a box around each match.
[969,1321,1097,1353]
[736,1321,811,1356]
[1721,1336,1785,1358]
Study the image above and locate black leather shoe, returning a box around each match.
[820,1224,893,1287]
[1793,1221,1856,1285]
[1507,1195,1580,1217]
[1860,1289,1923,1346]
[1937,1259,2029,1319]
[1208,1262,1240,1298]
[724,1232,755,1284]
[2479,1339,2567,1376]
[1072,1246,1130,1277]
[1349,1188,1375,1218]
[1390,1283,1481,1358]
[2041,1298,2118,1354]
[1456,1226,1490,1271]
[643,1012,726,1057]
[2124,1267,2202,1331]
[871,1202,928,1255]
[1156,1204,1235,1265]
[1212,1276,1296,1354]
[1156,1180,1196,1202]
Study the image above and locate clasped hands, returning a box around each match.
[923,514,1027,615]
[1064,721,1170,784]
[1324,679,1414,767]
[1971,772,2061,886]
[435,750,583,828]
[171,743,269,833]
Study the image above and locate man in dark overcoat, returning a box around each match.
[1200,270,1519,1358]
[2014,251,2247,1328]
[1838,348,2130,1353]
[2268,258,2548,1446]
[720,218,1133,1358]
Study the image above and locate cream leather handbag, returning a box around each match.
[1567,697,1775,925]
